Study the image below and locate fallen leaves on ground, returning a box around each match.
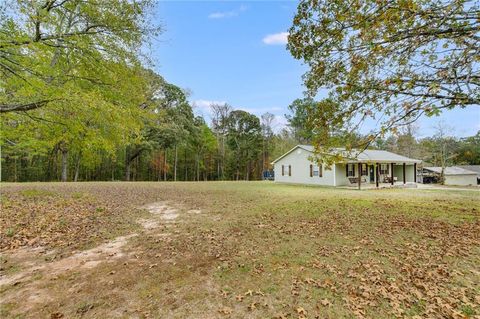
[0,182,479,319]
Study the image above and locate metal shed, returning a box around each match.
[422,167,478,186]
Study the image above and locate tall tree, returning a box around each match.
[455,131,480,164]
[260,112,275,174]
[225,110,262,180]
[126,81,194,181]
[288,0,479,154]
[1,0,159,113]
[285,98,315,143]
[2,64,150,182]
[210,103,232,180]
[396,125,419,158]
[191,117,217,181]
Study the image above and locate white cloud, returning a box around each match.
[237,106,283,114]
[262,32,289,45]
[273,115,288,132]
[191,99,227,112]
[208,5,247,19]
[208,11,236,19]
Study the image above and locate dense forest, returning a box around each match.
[1,0,478,182]
[2,97,295,182]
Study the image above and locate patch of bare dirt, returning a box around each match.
[136,202,181,231]
[143,202,180,221]
[0,234,136,287]
[0,200,185,314]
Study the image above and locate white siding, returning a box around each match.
[405,165,415,182]
[273,148,335,186]
[273,146,419,187]
[444,174,477,186]
[393,165,415,182]
[335,163,349,186]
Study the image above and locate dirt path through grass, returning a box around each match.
[0,200,188,313]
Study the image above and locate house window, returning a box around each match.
[361,164,368,176]
[346,164,355,177]
[310,164,323,177]
[283,165,291,176]
[380,164,389,175]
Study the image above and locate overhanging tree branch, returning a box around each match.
[0,100,55,113]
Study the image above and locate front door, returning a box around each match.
[369,165,375,183]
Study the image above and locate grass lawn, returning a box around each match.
[0,182,479,318]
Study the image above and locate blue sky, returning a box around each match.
[152,1,479,138]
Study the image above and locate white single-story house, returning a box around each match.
[272,145,421,188]
[422,166,478,186]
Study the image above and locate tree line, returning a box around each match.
[4,89,478,182]
[2,90,298,182]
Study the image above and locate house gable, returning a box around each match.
[272,147,336,186]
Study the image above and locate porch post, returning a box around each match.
[358,162,361,190]
[375,163,379,188]
[414,163,417,182]
[390,163,394,185]
[403,163,406,184]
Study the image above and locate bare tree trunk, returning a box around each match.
[220,136,225,180]
[164,149,167,181]
[262,140,266,174]
[125,163,131,181]
[61,147,68,182]
[236,159,239,181]
[184,148,188,181]
[133,156,138,181]
[53,146,59,181]
[174,144,178,181]
[14,156,18,182]
[125,148,143,182]
[196,155,200,181]
[217,149,220,180]
[125,147,130,181]
[74,153,81,182]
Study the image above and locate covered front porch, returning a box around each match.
[336,162,418,189]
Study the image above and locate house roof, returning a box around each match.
[271,145,422,164]
[456,165,480,175]
[423,166,478,176]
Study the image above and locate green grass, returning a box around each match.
[19,188,56,198]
